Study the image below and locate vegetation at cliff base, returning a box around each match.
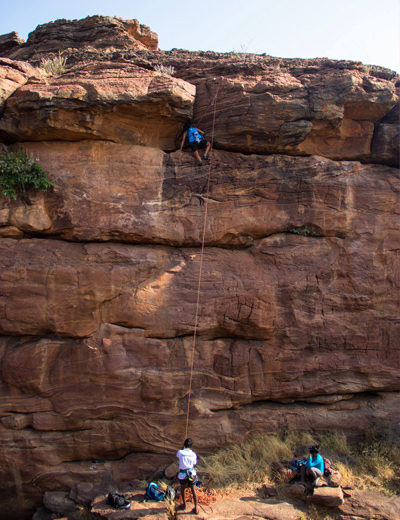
[0,151,53,200]
[199,425,400,496]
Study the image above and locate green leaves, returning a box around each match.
[0,152,53,200]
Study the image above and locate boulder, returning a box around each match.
[0,57,35,114]
[328,470,343,487]
[190,63,398,162]
[0,32,24,55]
[371,102,400,166]
[280,483,306,500]
[335,490,400,520]
[43,491,78,515]
[306,486,344,507]
[262,484,278,497]
[0,16,158,61]
[69,481,114,505]
[0,63,195,149]
[164,463,179,479]
[32,508,54,520]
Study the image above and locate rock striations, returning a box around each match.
[0,15,399,520]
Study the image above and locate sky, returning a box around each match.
[1,0,399,72]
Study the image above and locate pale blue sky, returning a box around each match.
[1,0,399,72]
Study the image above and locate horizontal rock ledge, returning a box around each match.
[1,142,398,246]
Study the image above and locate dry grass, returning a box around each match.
[40,52,67,75]
[199,434,292,486]
[198,424,400,496]
[154,64,175,76]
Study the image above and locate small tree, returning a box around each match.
[0,151,53,201]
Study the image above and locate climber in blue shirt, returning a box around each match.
[179,120,211,166]
[300,445,325,486]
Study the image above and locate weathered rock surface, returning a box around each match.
[0,63,195,148]
[0,15,399,520]
[0,32,24,56]
[91,492,305,520]
[0,16,158,62]
[191,69,398,162]
[0,57,35,113]
[306,486,344,507]
[43,490,78,515]
[371,101,400,166]
[335,490,400,520]
[0,142,398,245]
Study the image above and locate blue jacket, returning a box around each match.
[306,453,324,473]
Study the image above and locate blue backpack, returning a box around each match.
[144,482,164,501]
[187,127,203,144]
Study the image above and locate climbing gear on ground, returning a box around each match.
[290,459,307,470]
[107,491,131,509]
[144,482,164,502]
[323,457,333,476]
[144,482,176,502]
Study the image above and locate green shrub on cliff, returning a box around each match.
[0,151,53,200]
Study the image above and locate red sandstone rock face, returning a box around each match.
[0,58,35,113]
[0,63,195,148]
[1,142,398,245]
[0,16,399,520]
[191,68,398,162]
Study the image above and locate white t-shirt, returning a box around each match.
[176,448,197,479]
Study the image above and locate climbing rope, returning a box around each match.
[184,86,220,439]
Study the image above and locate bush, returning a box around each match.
[40,52,67,75]
[0,151,53,201]
[154,64,175,76]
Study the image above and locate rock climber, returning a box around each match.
[176,438,199,514]
[179,120,211,165]
[300,444,325,486]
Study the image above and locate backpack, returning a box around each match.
[323,457,333,476]
[187,127,203,144]
[144,482,176,502]
[107,491,131,509]
[144,482,165,502]
[290,458,307,471]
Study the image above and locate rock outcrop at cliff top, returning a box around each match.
[0,15,399,520]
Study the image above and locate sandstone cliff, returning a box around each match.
[0,16,399,520]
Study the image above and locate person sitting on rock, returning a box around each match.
[179,121,211,166]
[176,438,199,514]
[300,444,325,486]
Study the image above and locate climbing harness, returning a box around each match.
[184,86,220,439]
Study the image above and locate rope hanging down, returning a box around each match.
[184,87,220,439]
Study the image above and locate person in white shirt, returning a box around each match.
[176,438,199,514]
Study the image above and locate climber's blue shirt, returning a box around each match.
[306,453,324,472]
[187,127,202,143]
